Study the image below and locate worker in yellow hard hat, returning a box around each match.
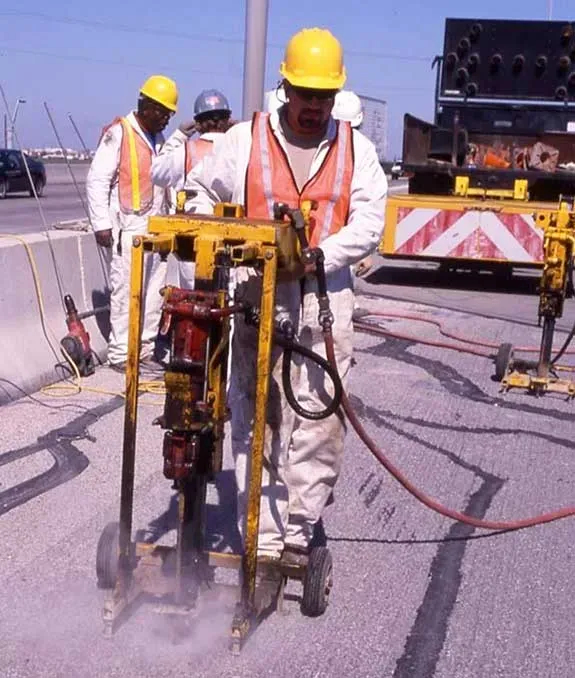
[187,28,388,567]
[86,75,178,372]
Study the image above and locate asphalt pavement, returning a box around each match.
[2,258,575,677]
[0,170,407,236]
[0,163,89,235]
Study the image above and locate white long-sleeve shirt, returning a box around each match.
[151,129,223,192]
[186,111,388,275]
[86,111,166,233]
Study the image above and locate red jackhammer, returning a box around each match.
[60,294,96,377]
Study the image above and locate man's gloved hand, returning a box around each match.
[94,229,113,248]
[178,120,197,137]
[354,255,374,278]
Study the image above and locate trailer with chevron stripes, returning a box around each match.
[380,17,575,269]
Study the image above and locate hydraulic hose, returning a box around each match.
[323,329,575,531]
[319,257,575,530]
[275,333,343,421]
[278,204,575,531]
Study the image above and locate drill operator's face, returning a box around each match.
[284,84,337,136]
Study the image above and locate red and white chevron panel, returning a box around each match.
[392,207,544,263]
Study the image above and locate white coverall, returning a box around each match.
[187,111,387,557]
[151,128,223,192]
[151,129,224,288]
[86,112,168,365]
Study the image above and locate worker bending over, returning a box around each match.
[151,89,233,192]
[87,75,178,371]
[188,28,387,565]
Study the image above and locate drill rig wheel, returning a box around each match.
[495,343,514,382]
[301,547,333,617]
[96,522,120,589]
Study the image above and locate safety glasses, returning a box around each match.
[291,87,338,103]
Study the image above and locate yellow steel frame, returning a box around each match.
[500,200,575,397]
[104,204,304,651]
[380,191,555,265]
[453,176,529,201]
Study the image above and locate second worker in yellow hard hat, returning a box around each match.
[86,74,178,372]
[187,28,388,567]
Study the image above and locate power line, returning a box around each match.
[0,10,433,63]
[1,46,430,93]
[0,44,237,78]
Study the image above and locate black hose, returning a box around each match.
[275,334,343,420]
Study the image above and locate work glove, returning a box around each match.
[178,120,197,137]
[354,256,374,278]
[94,229,112,248]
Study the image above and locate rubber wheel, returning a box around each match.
[30,176,45,198]
[301,546,333,617]
[495,342,514,381]
[96,521,120,589]
[0,179,7,199]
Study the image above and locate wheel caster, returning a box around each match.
[96,522,120,589]
[495,342,514,382]
[301,546,333,617]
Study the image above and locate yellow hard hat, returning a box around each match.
[139,75,178,112]
[280,28,346,90]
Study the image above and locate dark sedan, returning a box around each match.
[0,149,46,198]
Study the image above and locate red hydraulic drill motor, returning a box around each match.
[60,294,96,377]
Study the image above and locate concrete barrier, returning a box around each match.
[0,230,110,405]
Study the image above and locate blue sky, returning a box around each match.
[0,0,570,158]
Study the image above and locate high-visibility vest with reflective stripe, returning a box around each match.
[184,137,214,176]
[100,116,155,215]
[245,112,354,247]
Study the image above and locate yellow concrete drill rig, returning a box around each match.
[95,198,341,653]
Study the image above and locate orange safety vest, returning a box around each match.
[184,137,214,176]
[99,116,155,215]
[245,112,354,247]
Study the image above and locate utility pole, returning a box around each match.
[547,0,552,19]
[3,114,7,147]
[6,98,26,149]
[241,0,269,120]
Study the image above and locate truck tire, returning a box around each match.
[30,176,45,198]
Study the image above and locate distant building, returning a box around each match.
[358,95,388,163]
[22,147,93,161]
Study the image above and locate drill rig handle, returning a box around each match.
[272,202,333,332]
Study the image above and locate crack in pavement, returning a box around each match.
[350,341,512,678]
[358,335,575,423]
[351,394,505,678]
[0,397,124,516]
[350,335,574,677]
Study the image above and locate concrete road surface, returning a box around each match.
[2,264,575,677]
[0,163,89,235]
[0,169,408,236]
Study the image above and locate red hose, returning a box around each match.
[324,330,575,531]
[359,310,575,356]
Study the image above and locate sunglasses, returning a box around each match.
[291,87,338,102]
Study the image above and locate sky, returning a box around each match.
[0,0,571,158]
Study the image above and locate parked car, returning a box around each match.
[0,149,46,198]
[390,160,403,181]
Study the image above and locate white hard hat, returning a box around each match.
[265,87,285,114]
[332,90,363,128]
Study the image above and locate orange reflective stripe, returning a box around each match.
[245,112,353,246]
[116,118,154,215]
[184,138,214,176]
